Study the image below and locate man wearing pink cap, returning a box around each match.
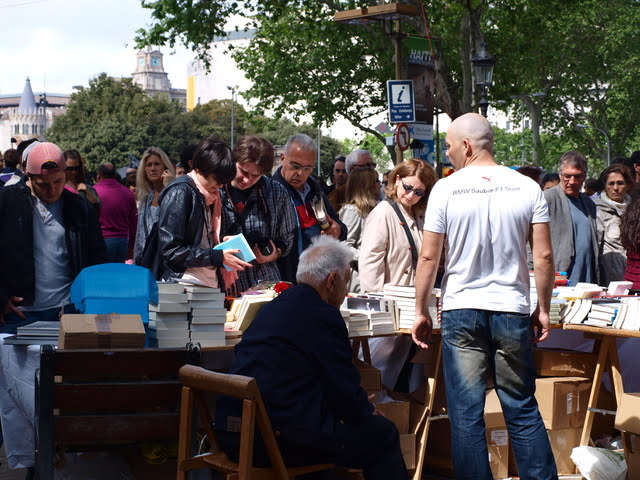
[0,142,106,332]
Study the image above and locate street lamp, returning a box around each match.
[470,42,496,118]
[227,86,235,147]
[576,124,611,167]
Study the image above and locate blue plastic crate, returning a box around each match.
[70,263,159,325]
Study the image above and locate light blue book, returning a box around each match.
[213,234,256,271]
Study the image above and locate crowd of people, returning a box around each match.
[2,117,640,479]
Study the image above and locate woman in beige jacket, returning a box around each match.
[359,159,438,389]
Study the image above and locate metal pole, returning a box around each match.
[317,127,321,176]
[394,19,403,165]
[230,88,235,147]
[521,115,525,165]
[435,109,440,165]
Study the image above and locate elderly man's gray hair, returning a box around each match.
[284,134,317,156]
[558,150,588,176]
[296,236,352,286]
[345,149,371,174]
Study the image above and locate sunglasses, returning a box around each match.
[402,182,426,197]
[65,166,81,172]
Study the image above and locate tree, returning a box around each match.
[46,74,211,170]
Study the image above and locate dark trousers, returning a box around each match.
[217,414,407,480]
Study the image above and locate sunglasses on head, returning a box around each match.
[402,182,425,197]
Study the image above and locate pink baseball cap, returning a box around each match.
[25,142,66,175]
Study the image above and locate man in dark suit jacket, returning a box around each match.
[215,236,407,480]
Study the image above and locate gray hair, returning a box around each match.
[345,149,371,174]
[296,236,352,286]
[284,134,317,156]
[558,150,588,176]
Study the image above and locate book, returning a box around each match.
[157,292,189,303]
[383,284,416,298]
[149,320,189,330]
[190,331,226,340]
[187,292,225,301]
[190,323,225,332]
[149,302,191,313]
[190,300,225,309]
[234,296,272,332]
[184,286,223,294]
[148,329,191,340]
[149,311,189,321]
[213,234,256,271]
[191,307,227,317]
[3,335,58,346]
[156,282,185,294]
[190,315,227,325]
[16,321,60,336]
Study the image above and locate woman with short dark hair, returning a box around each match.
[156,137,250,287]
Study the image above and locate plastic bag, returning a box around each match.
[570,445,627,480]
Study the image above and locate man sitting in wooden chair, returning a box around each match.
[215,235,407,479]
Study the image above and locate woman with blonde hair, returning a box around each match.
[133,146,175,265]
[339,168,379,292]
[359,158,438,390]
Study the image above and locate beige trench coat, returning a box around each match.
[358,200,424,293]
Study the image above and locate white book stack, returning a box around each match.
[347,312,372,337]
[148,283,190,347]
[381,284,441,330]
[187,286,227,347]
[612,296,640,331]
[368,311,395,335]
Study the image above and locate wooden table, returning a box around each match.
[351,329,442,480]
[562,324,640,449]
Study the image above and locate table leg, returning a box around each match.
[412,338,442,480]
[580,337,610,446]
[361,339,372,365]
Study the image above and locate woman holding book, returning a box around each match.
[358,159,438,391]
[219,135,297,294]
[155,137,251,288]
[339,168,379,293]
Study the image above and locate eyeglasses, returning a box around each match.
[402,182,426,197]
[65,166,81,172]
[352,162,377,170]
[288,161,314,173]
[561,173,585,181]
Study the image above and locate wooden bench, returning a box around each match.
[34,344,201,480]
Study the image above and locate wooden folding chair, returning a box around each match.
[177,364,336,480]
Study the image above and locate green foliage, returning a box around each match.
[46,74,209,170]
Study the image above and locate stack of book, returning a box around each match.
[148,282,190,348]
[344,311,372,337]
[383,284,416,330]
[584,300,620,327]
[4,321,60,345]
[229,291,275,332]
[368,310,395,335]
[549,298,569,324]
[609,296,640,330]
[186,286,227,347]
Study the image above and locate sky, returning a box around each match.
[0,0,193,95]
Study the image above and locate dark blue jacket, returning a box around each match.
[215,284,373,449]
[272,168,347,282]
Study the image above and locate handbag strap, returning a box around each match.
[387,200,418,271]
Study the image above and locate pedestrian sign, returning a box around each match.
[387,80,415,123]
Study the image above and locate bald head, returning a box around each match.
[445,113,495,169]
[448,113,494,152]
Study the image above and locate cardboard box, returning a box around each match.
[59,313,145,349]
[376,401,410,434]
[627,451,640,479]
[614,392,640,435]
[485,389,509,479]
[547,427,581,474]
[535,377,591,429]
[533,348,596,377]
[400,433,416,470]
[354,358,381,392]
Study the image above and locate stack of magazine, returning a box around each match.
[3,321,60,346]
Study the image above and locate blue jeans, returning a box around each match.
[104,237,129,263]
[0,304,78,334]
[441,309,557,480]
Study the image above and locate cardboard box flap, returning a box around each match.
[615,392,640,435]
[484,389,506,428]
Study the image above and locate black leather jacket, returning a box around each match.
[157,175,224,281]
[0,181,107,308]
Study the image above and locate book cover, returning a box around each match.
[213,234,257,271]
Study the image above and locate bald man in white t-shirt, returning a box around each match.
[412,113,558,480]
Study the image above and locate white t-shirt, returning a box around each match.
[424,165,549,314]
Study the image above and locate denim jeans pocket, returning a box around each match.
[497,312,532,356]
[442,310,479,349]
